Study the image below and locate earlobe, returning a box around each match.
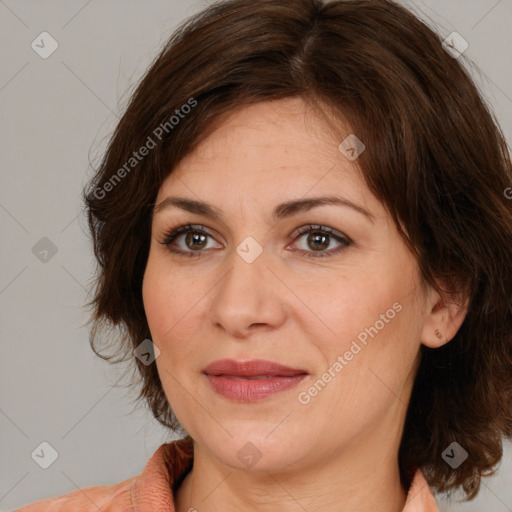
[420,288,469,349]
[434,328,447,344]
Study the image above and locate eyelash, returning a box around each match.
[158,223,352,259]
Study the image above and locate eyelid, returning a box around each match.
[159,222,352,258]
[290,224,352,244]
[159,223,222,247]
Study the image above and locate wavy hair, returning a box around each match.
[82,0,512,500]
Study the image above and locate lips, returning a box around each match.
[203,359,309,401]
[203,359,308,378]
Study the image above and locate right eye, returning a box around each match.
[159,223,222,257]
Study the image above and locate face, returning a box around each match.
[142,97,430,474]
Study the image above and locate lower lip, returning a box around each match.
[205,374,308,402]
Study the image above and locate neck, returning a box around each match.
[174,419,408,512]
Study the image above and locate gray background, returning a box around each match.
[0,1,511,510]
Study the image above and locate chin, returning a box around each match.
[204,431,309,473]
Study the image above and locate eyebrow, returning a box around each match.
[153,195,375,223]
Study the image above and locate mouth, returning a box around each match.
[221,374,298,380]
[202,359,309,402]
[203,358,308,378]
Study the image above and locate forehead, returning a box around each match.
[156,98,377,216]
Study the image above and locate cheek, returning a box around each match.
[142,263,193,405]
[143,250,192,331]
[142,262,169,337]
[310,275,403,351]
[308,262,422,393]
[299,302,421,437]
[142,255,188,349]
[142,254,209,369]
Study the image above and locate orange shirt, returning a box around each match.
[15,435,439,511]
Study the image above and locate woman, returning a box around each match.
[16,0,512,510]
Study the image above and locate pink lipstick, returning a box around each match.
[203,359,308,402]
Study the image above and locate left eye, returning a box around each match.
[159,223,351,258]
[290,225,352,258]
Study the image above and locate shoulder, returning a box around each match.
[13,475,137,512]
[13,436,194,512]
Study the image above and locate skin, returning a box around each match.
[142,97,467,512]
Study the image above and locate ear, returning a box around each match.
[420,281,469,348]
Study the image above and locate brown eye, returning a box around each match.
[183,231,208,250]
[306,232,330,251]
[160,224,221,257]
[291,225,351,259]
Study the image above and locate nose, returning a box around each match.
[208,247,287,338]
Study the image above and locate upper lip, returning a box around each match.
[203,359,308,377]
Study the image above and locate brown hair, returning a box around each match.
[83,0,512,500]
